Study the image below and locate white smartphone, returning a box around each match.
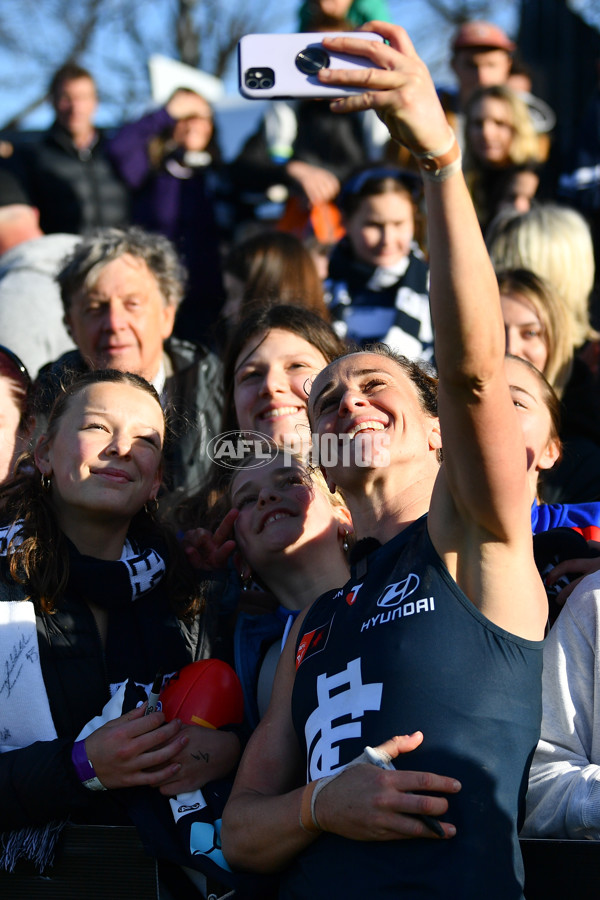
[238,32,385,100]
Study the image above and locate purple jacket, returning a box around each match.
[108,108,224,342]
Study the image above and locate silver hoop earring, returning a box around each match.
[144,498,159,515]
[41,473,51,492]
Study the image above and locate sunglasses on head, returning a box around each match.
[0,345,32,388]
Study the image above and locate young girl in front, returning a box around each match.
[325,167,433,363]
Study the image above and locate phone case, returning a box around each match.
[238,32,385,100]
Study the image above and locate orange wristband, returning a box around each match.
[299,780,322,834]
[414,136,462,182]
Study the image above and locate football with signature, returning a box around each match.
[160,659,244,728]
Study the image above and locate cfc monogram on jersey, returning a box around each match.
[304,657,383,780]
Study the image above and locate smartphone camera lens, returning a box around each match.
[244,68,275,90]
[295,46,330,76]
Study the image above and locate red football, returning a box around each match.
[160,659,244,728]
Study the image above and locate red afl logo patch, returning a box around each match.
[296,620,332,669]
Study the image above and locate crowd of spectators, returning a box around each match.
[3,5,600,899]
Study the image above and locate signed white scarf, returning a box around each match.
[0,600,57,752]
[0,520,166,873]
[0,599,63,871]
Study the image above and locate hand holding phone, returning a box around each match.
[238,31,385,100]
[318,24,457,159]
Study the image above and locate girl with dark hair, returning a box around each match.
[325,167,433,361]
[223,304,345,441]
[177,304,345,531]
[177,308,347,736]
[221,231,329,330]
[0,369,238,889]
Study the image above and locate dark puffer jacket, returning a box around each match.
[13,122,130,235]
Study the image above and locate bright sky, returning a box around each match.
[0,0,519,145]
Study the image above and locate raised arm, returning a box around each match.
[320,25,520,533]
[108,107,176,189]
[320,24,545,636]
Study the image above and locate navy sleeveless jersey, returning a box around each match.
[281,516,543,900]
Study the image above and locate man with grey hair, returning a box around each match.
[34,226,223,512]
